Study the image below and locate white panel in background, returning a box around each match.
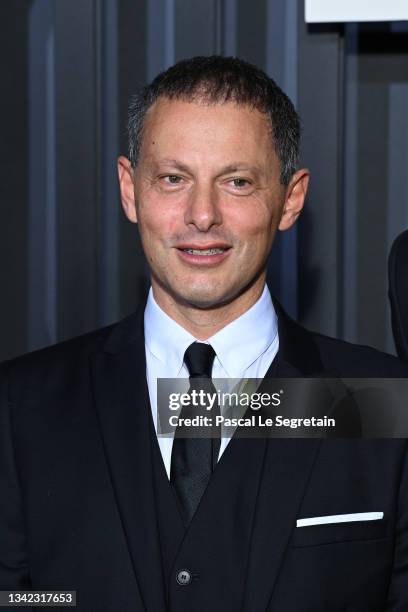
[305,0,408,23]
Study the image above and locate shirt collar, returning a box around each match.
[144,288,196,376]
[208,284,277,377]
[144,284,278,378]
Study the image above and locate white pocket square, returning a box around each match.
[296,512,384,527]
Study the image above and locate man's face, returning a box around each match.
[119,97,307,309]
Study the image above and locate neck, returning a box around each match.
[151,275,266,340]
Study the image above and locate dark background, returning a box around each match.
[1,0,408,361]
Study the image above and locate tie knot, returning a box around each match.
[184,342,216,378]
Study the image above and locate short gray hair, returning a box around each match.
[127,55,300,186]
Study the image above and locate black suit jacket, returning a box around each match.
[1,298,408,611]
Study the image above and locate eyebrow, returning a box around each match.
[219,163,262,177]
[153,159,192,174]
[152,158,263,177]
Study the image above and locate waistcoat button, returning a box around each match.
[176,569,192,586]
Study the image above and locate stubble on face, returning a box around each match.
[132,97,286,336]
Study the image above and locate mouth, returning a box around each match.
[181,247,227,255]
[175,244,232,265]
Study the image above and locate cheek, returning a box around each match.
[229,205,276,243]
[138,199,183,243]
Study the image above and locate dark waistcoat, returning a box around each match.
[150,416,268,612]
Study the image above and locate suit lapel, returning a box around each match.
[271,297,324,376]
[90,305,167,612]
[242,436,321,611]
[241,299,325,610]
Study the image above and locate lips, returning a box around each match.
[175,244,231,264]
[176,243,231,254]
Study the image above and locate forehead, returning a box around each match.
[139,97,277,169]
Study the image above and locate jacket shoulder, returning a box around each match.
[0,321,121,397]
[310,330,408,377]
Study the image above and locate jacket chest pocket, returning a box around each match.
[290,517,389,548]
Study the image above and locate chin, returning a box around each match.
[172,284,240,310]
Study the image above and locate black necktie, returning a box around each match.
[170,342,221,525]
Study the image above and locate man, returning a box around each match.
[1,56,407,611]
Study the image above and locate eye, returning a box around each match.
[231,178,249,188]
[227,177,253,191]
[162,175,183,184]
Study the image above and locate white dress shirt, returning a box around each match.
[144,284,279,478]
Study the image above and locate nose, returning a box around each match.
[184,182,222,232]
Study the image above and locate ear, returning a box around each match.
[117,156,138,223]
[278,169,310,231]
